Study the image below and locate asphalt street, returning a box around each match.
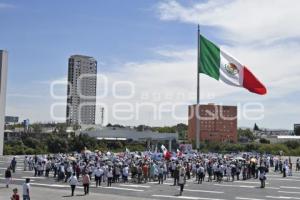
[1,156,300,200]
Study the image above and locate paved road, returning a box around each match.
[1,156,300,200]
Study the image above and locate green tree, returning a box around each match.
[31,123,42,133]
[46,135,68,153]
[260,138,270,144]
[284,141,300,149]
[238,128,255,141]
[253,123,260,131]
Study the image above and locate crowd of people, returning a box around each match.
[3,149,300,198]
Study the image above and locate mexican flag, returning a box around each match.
[199,35,267,95]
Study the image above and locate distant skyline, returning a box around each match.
[1,0,300,129]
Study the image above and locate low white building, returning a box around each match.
[81,126,178,151]
[261,135,300,144]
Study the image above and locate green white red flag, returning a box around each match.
[199,35,267,95]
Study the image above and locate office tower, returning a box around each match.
[0,50,8,155]
[66,55,97,125]
[188,104,238,143]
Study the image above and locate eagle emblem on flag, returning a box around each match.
[225,63,239,75]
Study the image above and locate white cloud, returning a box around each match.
[157,0,300,44]
[152,0,300,129]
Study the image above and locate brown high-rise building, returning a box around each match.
[188,104,237,143]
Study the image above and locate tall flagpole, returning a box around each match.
[196,24,200,150]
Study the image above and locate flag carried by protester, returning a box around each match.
[161,145,167,154]
[176,149,183,157]
[199,35,267,95]
[161,145,171,160]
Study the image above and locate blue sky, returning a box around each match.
[1,0,300,129]
[2,0,197,94]
[1,0,195,72]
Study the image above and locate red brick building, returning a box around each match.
[188,104,237,143]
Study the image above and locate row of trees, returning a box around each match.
[4,134,145,155]
[4,122,300,156]
[198,141,300,156]
[109,123,188,140]
[4,131,300,156]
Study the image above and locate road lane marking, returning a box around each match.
[240,185,256,188]
[236,197,266,200]
[178,189,224,194]
[148,182,173,185]
[152,195,225,200]
[21,176,46,179]
[235,181,269,185]
[31,183,70,188]
[214,184,279,190]
[278,191,300,194]
[119,184,150,188]
[268,187,281,190]
[266,196,300,199]
[280,186,300,190]
[268,175,300,179]
[214,184,255,188]
[0,177,35,181]
[100,186,144,192]
[269,178,300,182]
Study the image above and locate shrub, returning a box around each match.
[260,138,270,144]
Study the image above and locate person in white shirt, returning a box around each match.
[68,173,78,196]
[122,165,129,183]
[22,178,30,200]
[65,165,73,182]
[226,165,231,182]
[93,167,104,187]
[24,156,28,171]
[178,165,186,196]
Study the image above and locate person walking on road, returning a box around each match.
[258,166,267,189]
[178,164,186,196]
[24,156,28,171]
[93,166,103,187]
[11,157,17,173]
[158,164,164,184]
[5,167,12,188]
[22,178,31,200]
[173,164,179,186]
[143,163,149,183]
[107,167,113,187]
[82,173,91,195]
[197,164,205,184]
[288,162,293,176]
[68,173,78,196]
